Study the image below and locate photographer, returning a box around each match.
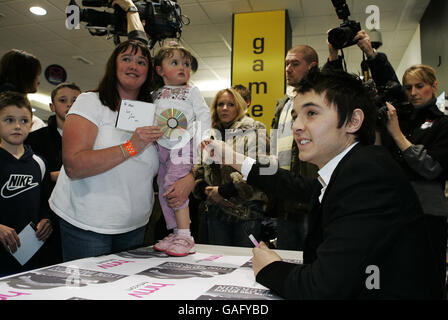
[110,0,147,43]
[325,29,399,88]
[380,65,448,289]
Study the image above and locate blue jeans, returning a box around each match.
[59,218,146,262]
[207,208,262,248]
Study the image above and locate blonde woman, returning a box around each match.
[193,88,269,247]
[381,64,448,288]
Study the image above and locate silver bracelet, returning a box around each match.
[119,144,129,160]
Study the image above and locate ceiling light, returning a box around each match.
[29,6,47,16]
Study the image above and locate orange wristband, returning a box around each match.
[123,140,137,157]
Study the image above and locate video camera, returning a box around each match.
[328,0,361,49]
[373,81,414,127]
[68,0,188,48]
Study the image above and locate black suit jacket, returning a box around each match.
[248,144,444,299]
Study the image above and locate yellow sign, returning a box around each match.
[232,10,291,129]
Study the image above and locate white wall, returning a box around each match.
[396,25,422,83]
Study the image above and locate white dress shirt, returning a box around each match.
[241,142,359,203]
[316,142,358,202]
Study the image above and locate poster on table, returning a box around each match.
[0,246,300,300]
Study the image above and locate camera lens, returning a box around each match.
[328,26,352,49]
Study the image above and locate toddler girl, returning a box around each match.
[152,42,210,256]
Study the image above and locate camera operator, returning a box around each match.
[110,0,148,44]
[325,29,399,88]
[327,30,448,290]
[381,65,448,290]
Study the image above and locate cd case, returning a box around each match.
[115,99,156,132]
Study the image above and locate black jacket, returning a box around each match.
[382,100,448,184]
[25,115,62,191]
[248,144,444,299]
[0,145,51,276]
[323,52,399,88]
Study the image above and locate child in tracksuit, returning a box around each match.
[0,91,53,277]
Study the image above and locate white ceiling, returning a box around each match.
[0,0,430,119]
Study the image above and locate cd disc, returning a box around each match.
[157,108,188,140]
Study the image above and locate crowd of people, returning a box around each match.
[0,0,447,299]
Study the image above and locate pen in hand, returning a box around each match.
[248,234,259,247]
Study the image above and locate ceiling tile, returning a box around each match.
[199,0,252,24]
[300,0,338,16]
[249,0,302,18]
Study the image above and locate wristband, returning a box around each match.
[124,140,138,157]
[127,5,138,13]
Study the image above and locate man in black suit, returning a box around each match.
[204,69,445,299]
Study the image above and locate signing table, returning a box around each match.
[0,244,302,300]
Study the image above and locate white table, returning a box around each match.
[196,243,302,260]
[0,244,302,300]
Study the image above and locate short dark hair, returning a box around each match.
[94,40,154,112]
[0,91,32,116]
[51,82,81,102]
[0,49,41,93]
[289,45,319,66]
[232,84,251,104]
[296,69,376,145]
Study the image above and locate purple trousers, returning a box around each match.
[157,141,193,230]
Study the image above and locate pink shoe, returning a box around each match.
[165,234,196,257]
[153,233,176,252]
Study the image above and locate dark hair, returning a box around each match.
[232,84,251,104]
[296,69,376,145]
[153,43,193,90]
[0,49,41,93]
[0,91,32,116]
[289,45,319,66]
[51,82,81,102]
[94,40,154,111]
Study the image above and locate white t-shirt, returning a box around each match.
[153,85,211,150]
[49,92,159,234]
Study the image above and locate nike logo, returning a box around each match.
[1,174,38,199]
